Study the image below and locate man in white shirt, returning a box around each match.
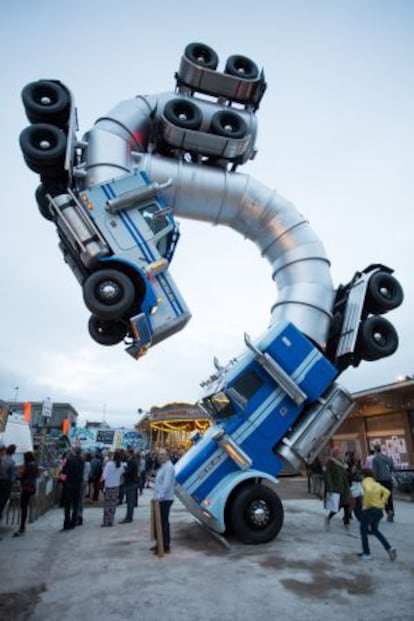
[151,448,175,554]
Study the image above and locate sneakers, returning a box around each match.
[13,529,24,537]
[388,548,397,561]
[357,553,372,561]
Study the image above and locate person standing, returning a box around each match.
[372,444,395,522]
[151,448,175,554]
[60,447,84,531]
[347,451,363,522]
[138,451,146,494]
[90,452,103,502]
[13,451,39,537]
[119,446,138,523]
[77,452,91,526]
[101,449,126,527]
[324,447,352,531]
[365,448,375,469]
[0,444,17,522]
[357,467,397,561]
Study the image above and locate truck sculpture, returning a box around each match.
[19,42,403,543]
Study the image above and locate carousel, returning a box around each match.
[137,402,211,453]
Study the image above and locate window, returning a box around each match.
[232,368,264,401]
[201,392,234,420]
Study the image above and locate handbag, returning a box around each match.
[350,481,363,497]
[324,492,340,513]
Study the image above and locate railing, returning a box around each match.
[1,471,61,527]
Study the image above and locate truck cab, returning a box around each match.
[175,321,354,543]
[19,80,191,359]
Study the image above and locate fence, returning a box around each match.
[1,470,60,527]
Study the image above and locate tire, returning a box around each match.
[231,484,284,544]
[83,269,135,320]
[225,55,259,80]
[210,110,247,139]
[88,315,127,346]
[184,42,219,70]
[356,316,399,361]
[163,98,202,130]
[19,124,67,174]
[35,184,54,221]
[21,80,71,126]
[365,271,404,315]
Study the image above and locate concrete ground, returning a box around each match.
[0,478,413,621]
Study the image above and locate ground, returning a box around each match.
[0,477,413,621]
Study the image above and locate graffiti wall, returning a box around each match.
[69,427,148,453]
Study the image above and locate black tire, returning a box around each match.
[231,484,284,544]
[225,55,259,80]
[88,315,127,346]
[83,269,135,320]
[163,98,202,130]
[210,110,247,139]
[35,184,55,221]
[365,271,404,315]
[19,124,67,174]
[21,80,71,127]
[184,42,219,70]
[356,316,399,361]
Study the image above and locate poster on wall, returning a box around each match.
[69,427,147,452]
[96,429,115,445]
[369,436,408,468]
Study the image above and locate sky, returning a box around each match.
[0,0,413,427]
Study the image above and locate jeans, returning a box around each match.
[159,500,174,550]
[124,483,138,521]
[20,491,33,531]
[62,484,81,528]
[360,507,391,555]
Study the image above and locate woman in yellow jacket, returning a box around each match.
[358,468,397,561]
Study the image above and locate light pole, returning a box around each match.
[13,386,19,402]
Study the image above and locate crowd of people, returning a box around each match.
[0,442,177,553]
[57,444,176,554]
[1,439,400,561]
[309,444,397,562]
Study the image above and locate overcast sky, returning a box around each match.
[1,0,412,427]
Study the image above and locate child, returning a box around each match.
[357,467,397,561]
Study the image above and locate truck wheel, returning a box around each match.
[356,316,399,361]
[21,80,71,127]
[19,123,66,174]
[83,269,135,320]
[365,271,404,315]
[184,42,219,70]
[88,315,127,346]
[35,184,55,221]
[225,55,259,80]
[210,110,247,139]
[163,98,202,130]
[231,484,284,544]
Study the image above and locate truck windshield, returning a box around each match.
[141,204,173,258]
[201,392,234,420]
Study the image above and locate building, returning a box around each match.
[331,377,414,467]
[5,400,79,435]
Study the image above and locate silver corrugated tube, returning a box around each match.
[83,95,335,348]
